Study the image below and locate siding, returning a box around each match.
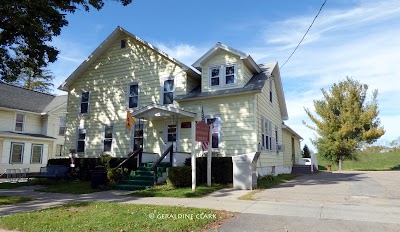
[64,35,191,157]
[256,67,285,167]
[201,50,248,93]
[46,106,67,158]
[0,109,42,134]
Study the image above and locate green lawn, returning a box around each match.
[0,182,28,189]
[130,184,229,198]
[0,202,232,232]
[36,180,108,194]
[239,174,297,200]
[0,196,33,205]
[318,150,400,171]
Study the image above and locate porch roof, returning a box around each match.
[131,104,196,119]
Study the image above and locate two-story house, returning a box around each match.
[59,26,302,176]
[0,83,67,173]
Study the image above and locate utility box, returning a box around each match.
[232,152,260,190]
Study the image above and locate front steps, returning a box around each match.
[292,165,315,174]
[114,162,171,191]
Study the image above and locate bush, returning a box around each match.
[167,166,192,187]
[184,157,233,184]
[107,168,129,183]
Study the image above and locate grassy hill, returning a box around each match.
[317,150,400,171]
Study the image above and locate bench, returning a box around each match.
[30,165,70,182]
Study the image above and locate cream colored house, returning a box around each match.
[0,83,67,173]
[59,26,302,176]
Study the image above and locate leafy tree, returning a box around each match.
[303,77,385,170]
[0,0,132,82]
[13,68,55,94]
[302,144,311,158]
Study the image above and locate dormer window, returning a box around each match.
[209,64,236,87]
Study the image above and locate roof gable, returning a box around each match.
[58,26,200,91]
[192,42,261,74]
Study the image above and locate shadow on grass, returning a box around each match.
[130,184,229,198]
[391,165,400,170]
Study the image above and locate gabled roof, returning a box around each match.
[131,103,196,119]
[58,26,201,91]
[176,61,289,121]
[0,82,66,114]
[282,124,303,140]
[192,42,262,74]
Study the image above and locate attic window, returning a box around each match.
[269,78,273,103]
[121,39,126,48]
[209,64,236,87]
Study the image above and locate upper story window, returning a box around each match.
[103,125,114,152]
[163,80,174,105]
[15,113,24,132]
[80,91,90,114]
[77,128,86,153]
[209,64,236,87]
[128,84,139,109]
[121,39,126,48]
[59,117,66,136]
[269,78,273,103]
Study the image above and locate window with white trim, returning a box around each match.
[163,80,174,105]
[10,143,24,164]
[80,91,90,114]
[31,144,43,163]
[206,117,221,149]
[133,121,144,151]
[77,128,86,153]
[209,64,236,87]
[15,113,24,132]
[269,78,273,103]
[59,116,66,135]
[275,125,279,152]
[56,144,64,157]
[261,117,273,151]
[127,84,139,108]
[103,125,114,152]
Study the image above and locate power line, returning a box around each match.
[281,0,327,69]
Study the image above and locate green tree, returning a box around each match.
[303,77,385,170]
[302,144,311,158]
[14,68,54,94]
[0,0,132,82]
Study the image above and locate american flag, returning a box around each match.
[201,105,209,151]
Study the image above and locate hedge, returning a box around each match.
[184,157,233,184]
[47,156,137,180]
[167,166,192,187]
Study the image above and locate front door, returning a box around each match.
[164,121,177,152]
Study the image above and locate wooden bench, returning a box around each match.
[30,165,70,182]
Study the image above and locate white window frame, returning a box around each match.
[76,127,87,153]
[261,117,273,152]
[10,142,24,164]
[161,78,175,105]
[205,115,222,149]
[102,124,114,153]
[132,120,146,151]
[275,125,279,153]
[14,113,25,132]
[127,83,139,109]
[208,64,237,87]
[59,116,66,136]
[79,91,90,114]
[31,144,43,164]
[56,144,64,157]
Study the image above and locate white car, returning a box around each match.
[302,158,312,165]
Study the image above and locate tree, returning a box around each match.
[0,0,132,82]
[302,144,311,158]
[13,68,55,94]
[303,77,385,170]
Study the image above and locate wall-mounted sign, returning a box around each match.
[181,122,191,128]
[196,121,209,142]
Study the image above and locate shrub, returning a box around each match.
[184,157,233,184]
[167,166,192,187]
[107,168,129,183]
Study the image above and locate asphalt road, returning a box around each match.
[216,171,400,232]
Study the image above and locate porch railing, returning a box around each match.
[117,148,142,179]
[150,144,173,186]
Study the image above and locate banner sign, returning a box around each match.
[195,121,209,142]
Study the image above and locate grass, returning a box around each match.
[0,182,29,189]
[0,196,33,205]
[0,202,233,232]
[36,180,108,194]
[130,183,229,198]
[239,174,297,200]
[317,150,400,171]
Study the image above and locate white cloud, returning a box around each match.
[155,43,208,66]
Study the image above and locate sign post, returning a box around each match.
[191,121,196,191]
[195,121,211,187]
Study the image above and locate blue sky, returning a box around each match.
[49,0,400,150]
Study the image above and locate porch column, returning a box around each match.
[191,120,196,191]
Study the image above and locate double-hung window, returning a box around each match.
[103,125,114,152]
[80,91,90,114]
[261,117,273,151]
[59,117,66,135]
[56,144,64,157]
[10,143,24,164]
[15,113,24,132]
[209,64,236,87]
[163,80,174,105]
[77,128,86,153]
[31,144,43,164]
[206,117,221,149]
[128,84,139,108]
